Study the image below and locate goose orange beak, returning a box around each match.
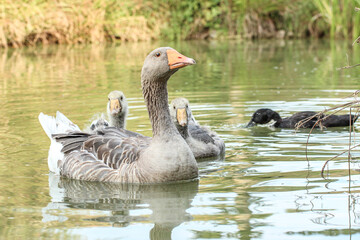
[110,99,121,114]
[167,49,196,69]
[176,108,188,126]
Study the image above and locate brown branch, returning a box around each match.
[295,100,360,130]
[352,35,360,46]
[303,118,322,165]
[321,143,360,178]
[295,94,360,179]
[344,90,360,99]
[337,63,360,70]
[347,108,352,184]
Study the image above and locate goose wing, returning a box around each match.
[53,127,151,182]
[188,124,215,144]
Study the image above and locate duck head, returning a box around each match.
[246,108,281,127]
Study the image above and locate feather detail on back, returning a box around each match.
[49,126,151,183]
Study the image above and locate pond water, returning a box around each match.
[1,40,360,239]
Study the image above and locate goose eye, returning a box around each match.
[120,96,123,101]
[173,106,176,109]
[108,98,110,101]
[155,52,161,57]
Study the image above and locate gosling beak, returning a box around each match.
[167,49,196,69]
[246,120,256,128]
[110,99,121,115]
[176,108,188,127]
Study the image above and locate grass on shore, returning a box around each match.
[0,0,359,48]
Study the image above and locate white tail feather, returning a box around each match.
[38,112,57,139]
[38,111,80,174]
[56,111,80,132]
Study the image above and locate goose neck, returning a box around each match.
[142,78,179,137]
[109,115,126,129]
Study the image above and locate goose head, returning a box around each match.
[141,47,196,137]
[107,90,128,129]
[246,108,281,127]
[170,98,192,137]
[141,47,196,83]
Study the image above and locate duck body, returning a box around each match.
[170,98,225,159]
[39,47,198,183]
[247,108,358,128]
[322,114,358,127]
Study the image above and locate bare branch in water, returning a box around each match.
[344,90,360,98]
[296,90,360,179]
[347,108,352,184]
[321,143,360,178]
[295,99,360,131]
[352,36,360,46]
[337,63,360,70]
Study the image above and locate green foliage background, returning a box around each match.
[0,0,359,47]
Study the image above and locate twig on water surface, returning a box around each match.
[344,90,360,99]
[294,90,360,179]
[295,100,360,131]
[320,143,360,178]
[352,35,360,46]
[296,116,324,165]
[337,53,360,70]
[347,108,352,185]
[337,63,360,71]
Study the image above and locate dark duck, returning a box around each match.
[246,108,358,128]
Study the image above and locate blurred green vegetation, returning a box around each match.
[0,0,359,47]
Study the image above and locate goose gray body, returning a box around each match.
[170,97,225,159]
[39,47,198,183]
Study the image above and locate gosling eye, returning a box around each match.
[108,98,110,101]
[120,96,123,101]
[155,52,161,57]
[173,106,176,109]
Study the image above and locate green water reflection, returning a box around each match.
[0,40,360,239]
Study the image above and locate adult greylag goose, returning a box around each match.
[170,97,225,158]
[38,47,198,183]
[88,90,128,133]
[246,108,358,128]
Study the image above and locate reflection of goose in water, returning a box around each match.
[42,173,199,238]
